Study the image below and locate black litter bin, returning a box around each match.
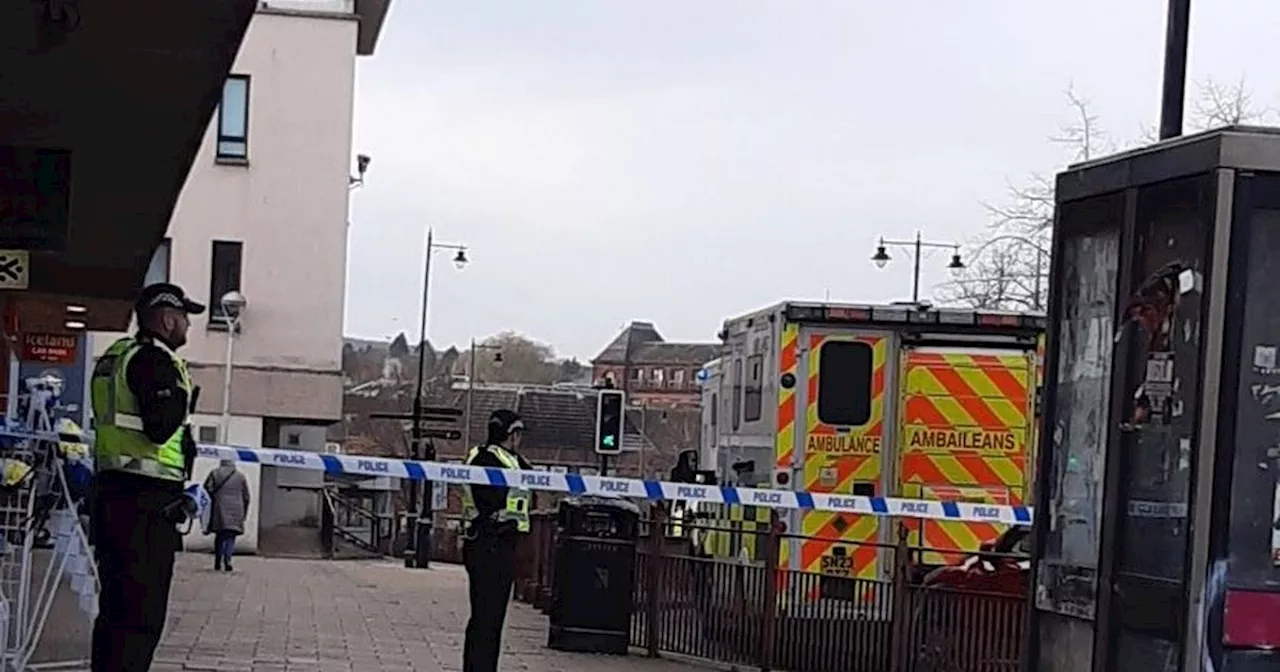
[547,496,640,654]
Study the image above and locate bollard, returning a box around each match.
[645,503,665,658]
[888,524,911,672]
[320,491,335,560]
[414,516,432,568]
[758,513,782,672]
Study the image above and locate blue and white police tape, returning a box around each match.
[195,443,1034,525]
[0,427,1034,524]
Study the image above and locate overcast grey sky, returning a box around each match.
[346,1,1277,361]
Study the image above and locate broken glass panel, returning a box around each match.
[1035,194,1120,623]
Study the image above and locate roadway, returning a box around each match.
[151,553,706,672]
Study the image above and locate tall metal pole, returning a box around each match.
[220,317,237,443]
[1158,0,1192,140]
[638,399,646,478]
[911,231,923,303]
[408,228,434,568]
[464,337,475,450]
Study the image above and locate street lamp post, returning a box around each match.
[964,234,1051,310]
[871,231,965,302]
[406,228,468,569]
[218,291,247,444]
[1159,0,1192,140]
[463,339,503,451]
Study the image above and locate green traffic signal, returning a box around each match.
[602,435,616,447]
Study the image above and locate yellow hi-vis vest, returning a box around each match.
[460,444,531,533]
[90,336,193,482]
[668,500,686,539]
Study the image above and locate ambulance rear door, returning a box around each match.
[897,344,1036,566]
[794,323,897,587]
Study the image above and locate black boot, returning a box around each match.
[214,554,223,571]
[224,556,233,572]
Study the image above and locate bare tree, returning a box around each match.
[1049,84,1107,163]
[1191,76,1269,128]
[1134,77,1267,143]
[936,87,1095,310]
[937,239,1046,310]
[940,78,1263,312]
[457,331,581,385]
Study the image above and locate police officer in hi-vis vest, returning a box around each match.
[90,282,204,672]
[461,409,532,672]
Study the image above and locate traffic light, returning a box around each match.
[595,389,625,455]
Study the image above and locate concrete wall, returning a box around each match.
[188,412,263,448]
[171,11,354,378]
[91,8,358,423]
[260,422,326,529]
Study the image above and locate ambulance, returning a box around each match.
[698,300,1045,588]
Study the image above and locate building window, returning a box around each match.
[629,367,643,382]
[144,238,171,285]
[731,357,743,430]
[652,368,665,386]
[216,75,250,161]
[817,341,873,426]
[197,426,218,443]
[208,240,243,327]
[744,354,764,422]
[672,369,685,387]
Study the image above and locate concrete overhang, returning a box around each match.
[257,0,389,56]
[355,0,392,56]
[0,0,257,332]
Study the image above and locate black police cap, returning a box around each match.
[136,283,206,316]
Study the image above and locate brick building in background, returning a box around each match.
[335,322,715,557]
[591,321,717,409]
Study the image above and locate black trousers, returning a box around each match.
[462,532,518,672]
[91,472,183,672]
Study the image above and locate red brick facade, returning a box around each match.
[590,321,717,410]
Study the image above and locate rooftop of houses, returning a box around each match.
[592,321,718,366]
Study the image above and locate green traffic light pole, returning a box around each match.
[596,385,624,477]
[599,379,613,477]
[599,432,619,476]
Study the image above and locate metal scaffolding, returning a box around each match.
[0,377,98,671]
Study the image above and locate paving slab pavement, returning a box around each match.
[151,553,708,672]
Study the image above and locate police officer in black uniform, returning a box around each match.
[461,410,533,672]
[90,283,203,672]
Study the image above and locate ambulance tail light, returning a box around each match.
[977,312,1020,327]
[823,305,871,322]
